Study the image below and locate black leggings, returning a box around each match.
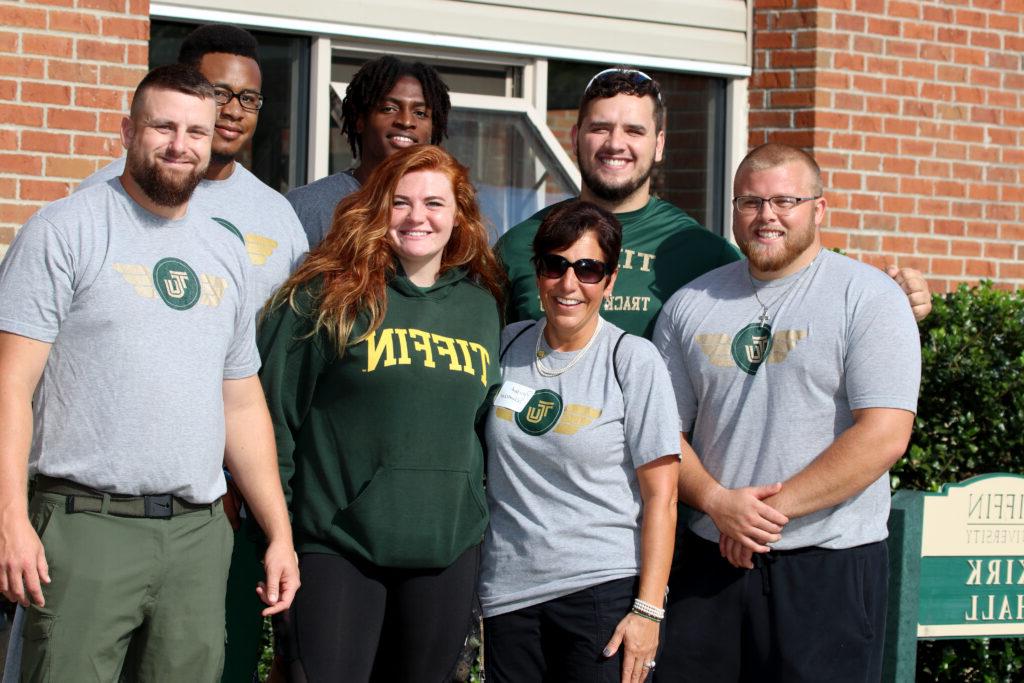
[282,546,479,683]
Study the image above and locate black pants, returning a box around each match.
[657,532,888,683]
[280,546,479,683]
[484,576,640,683]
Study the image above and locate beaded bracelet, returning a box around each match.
[632,598,665,623]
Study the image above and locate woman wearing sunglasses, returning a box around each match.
[480,199,680,682]
[258,145,504,681]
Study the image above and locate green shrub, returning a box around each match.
[891,281,1024,682]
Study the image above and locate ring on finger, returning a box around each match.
[642,660,656,669]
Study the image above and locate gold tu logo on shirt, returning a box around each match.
[163,271,190,299]
[525,400,556,424]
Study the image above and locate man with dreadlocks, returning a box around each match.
[286,55,451,248]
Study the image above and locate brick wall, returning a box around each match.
[750,0,1024,291]
[0,0,149,257]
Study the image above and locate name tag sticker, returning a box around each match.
[494,381,535,412]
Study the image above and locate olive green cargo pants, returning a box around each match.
[20,491,233,683]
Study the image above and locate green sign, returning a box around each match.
[918,474,1024,638]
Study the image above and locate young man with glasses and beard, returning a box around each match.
[498,68,933,341]
[0,64,298,682]
[652,144,920,681]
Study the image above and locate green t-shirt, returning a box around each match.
[496,197,742,339]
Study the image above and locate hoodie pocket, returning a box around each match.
[332,466,487,569]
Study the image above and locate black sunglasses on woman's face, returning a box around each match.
[534,254,611,284]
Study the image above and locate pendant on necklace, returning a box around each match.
[536,350,546,359]
[757,308,771,327]
[730,322,773,376]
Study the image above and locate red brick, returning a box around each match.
[950,197,986,219]
[986,166,1017,183]
[921,83,954,101]
[970,68,1001,88]
[46,156,96,179]
[984,242,1015,259]
[0,130,15,150]
[970,107,1000,125]
[129,0,150,15]
[22,82,71,105]
[919,159,951,177]
[0,153,43,175]
[772,89,815,107]
[750,111,792,128]
[850,233,880,251]
[971,31,1000,50]
[937,27,969,45]
[935,181,967,198]
[22,33,72,58]
[828,210,859,229]
[919,199,951,216]
[985,204,1016,221]
[988,14,1020,32]
[851,193,881,211]
[900,140,935,157]
[883,156,916,175]
[917,237,950,255]
[73,134,122,157]
[953,86,985,104]
[884,196,916,213]
[886,39,918,59]
[76,86,123,110]
[77,39,125,63]
[0,56,44,79]
[889,0,920,17]
[102,17,148,40]
[20,179,71,202]
[951,163,983,181]
[882,236,916,253]
[853,35,883,54]
[126,43,148,66]
[934,219,966,236]
[954,9,987,28]
[0,5,47,29]
[834,92,864,111]
[755,31,794,49]
[835,13,865,31]
[47,108,97,131]
[936,142,969,160]
[0,103,44,126]
[884,118,916,135]
[1002,224,1024,241]
[0,204,41,226]
[79,0,126,10]
[770,50,817,69]
[951,240,982,257]
[987,90,1016,108]
[968,184,998,201]
[899,216,931,234]
[48,11,100,34]
[0,79,14,101]
[98,111,123,133]
[867,18,900,36]
[998,263,1024,280]
[0,30,18,52]
[48,60,98,84]
[902,177,934,195]
[866,174,898,192]
[921,44,955,62]
[850,154,880,171]
[0,179,15,199]
[965,259,996,277]
[923,5,953,22]
[100,65,145,88]
[21,131,70,154]
[902,100,934,117]
[901,60,935,80]
[932,258,964,276]
[820,231,849,251]
[989,52,1021,70]
[831,172,862,190]
[955,47,987,65]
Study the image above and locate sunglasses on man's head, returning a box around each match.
[535,254,611,284]
[584,68,663,105]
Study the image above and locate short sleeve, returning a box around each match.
[845,281,921,413]
[652,296,699,431]
[0,214,75,343]
[617,335,682,469]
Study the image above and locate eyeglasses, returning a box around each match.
[732,195,821,215]
[534,254,612,284]
[213,87,264,112]
[584,68,663,105]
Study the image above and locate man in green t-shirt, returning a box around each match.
[497,68,933,339]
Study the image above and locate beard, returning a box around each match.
[578,155,655,204]
[126,147,206,208]
[738,215,817,274]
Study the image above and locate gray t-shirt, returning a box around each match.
[479,319,681,617]
[79,158,308,307]
[285,170,361,248]
[0,180,260,503]
[653,249,921,550]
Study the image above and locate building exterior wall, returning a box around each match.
[0,0,149,256]
[749,0,1024,291]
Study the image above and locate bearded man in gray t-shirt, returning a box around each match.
[653,143,921,682]
[0,65,298,682]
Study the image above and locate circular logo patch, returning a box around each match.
[514,389,564,436]
[731,323,773,375]
[152,257,200,310]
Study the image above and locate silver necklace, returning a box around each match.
[749,254,817,327]
[534,317,604,377]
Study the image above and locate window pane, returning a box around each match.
[446,109,575,241]
[149,20,309,192]
[547,61,727,235]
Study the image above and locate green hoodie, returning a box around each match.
[258,267,500,568]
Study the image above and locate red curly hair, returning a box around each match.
[267,145,505,353]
